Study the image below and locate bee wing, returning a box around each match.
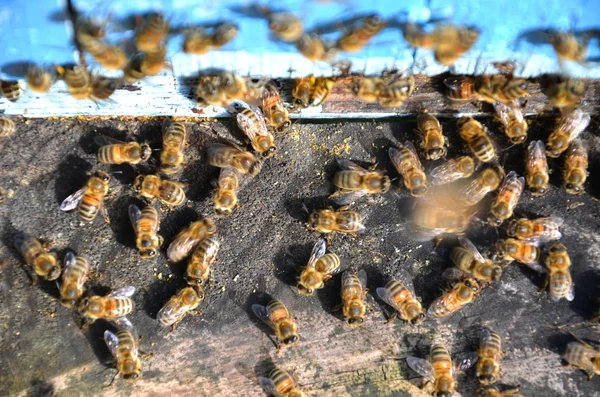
[104,330,120,359]
[306,238,327,268]
[388,146,406,175]
[499,171,525,208]
[167,232,200,262]
[493,101,511,126]
[442,267,467,283]
[357,269,368,292]
[404,141,424,171]
[458,237,486,263]
[376,286,400,311]
[457,178,489,204]
[328,189,369,206]
[64,250,77,269]
[251,304,275,329]
[128,204,142,235]
[394,266,416,295]
[443,76,469,91]
[158,299,186,325]
[480,328,494,347]
[218,168,240,188]
[560,110,590,140]
[110,286,136,299]
[406,356,436,382]
[527,140,547,170]
[525,261,545,273]
[337,159,367,172]
[113,316,134,332]
[548,216,565,228]
[453,351,479,373]
[566,284,575,301]
[94,135,125,147]
[430,159,462,185]
[258,377,282,396]
[59,188,86,212]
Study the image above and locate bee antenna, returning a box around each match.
[301,202,310,215]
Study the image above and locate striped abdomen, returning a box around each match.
[158,181,186,206]
[431,344,453,376]
[104,297,134,319]
[138,206,160,235]
[549,271,572,299]
[269,367,295,394]
[341,273,363,301]
[469,134,496,163]
[314,253,340,274]
[267,300,291,323]
[79,193,102,222]
[65,67,91,99]
[1,80,20,102]
[564,342,597,370]
[335,211,363,232]
[333,171,363,190]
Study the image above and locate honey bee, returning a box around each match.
[123,53,146,83]
[60,170,111,223]
[132,174,186,208]
[428,274,480,318]
[1,80,21,102]
[0,116,15,137]
[432,25,480,66]
[140,44,168,76]
[544,243,574,302]
[262,9,304,42]
[79,285,135,322]
[494,102,528,144]
[329,159,391,206]
[292,76,314,108]
[104,317,142,381]
[214,168,240,217]
[430,156,476,185]
[77,34,127,70]
[14,234,61,281]
[403,23,435,49]
[563,335,600,380]
[546,109,590,158]
[451,238,502,282]
[219,71,248,101]
[407,344,479,397]
[310,76,336,107]
[506,216,563,242]
[544,78,586,109]
[551,33,587,62]
[488,171,524,226]
[75,16,106,39]
[229,100,276,158]
[389,141,428,197]
[259,366,306,397]
[417,113,448,160]
[182,27,212,54]
[207,143,263,176]
[62,65,91,100]
[58,251,90,308]
[337,14,387,53]
[160,118,186,174]
[492,238,540,266]
[476,328,503,385]
[563,140,588,195]
[376,269,425,325]
[196,76,227,106]
[474,385,523,397]
[352,76,383,103]
[129,204,163,259]
[90,75,118,101]
[444,76,478,103]
[185,236,220,286]
[341,269,368,327]
[95,135,151,165]
[457,117,497,163]
[308,208,365,236]
[26,65,54,93]
[457,166,505,206]
[475,75,530,105]
[297,238,341,296]
[413,200,473,240]
[135,12,169,53]
[262,83,291,133]
[211,22,239,48]
[357,74,415,107]
[252,299,300,348]
[157,286,205,329]
[295,33,338,62]
[524,140,550,196]
[166,218,216,263]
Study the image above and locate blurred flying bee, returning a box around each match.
[376,269,425,325]
[0,116,15,137]
[95,135,151,165]
[219,71,248,101]
[563,140,588,195]
[14,234,61,281]
[160,118,186,174]
[123,53,146,83]
[75,16,106,39]
[457,117,497,163]
[308,208,365,236]
[266,11,304,42]
[1,80,21,102]
[140,44,168,76]
[135,12,169,53]
[416,113,447,160]
[563,335,600,380]
[432,25,480,66]
[430,156,475,185]
[26,65,54,93]
[474,385,523,397]
[62,65,91,100]
[310,76,336,106]
[389,141,427,197]
[407,344,479,397]
[90,75,118,101]
[477,328,503,385]
[292,76,313,108]
[413,199,473,241]
[129,204,163,259]
[58,251,90,308]
[207,143,263,176]
[182,27,212,54]
[259,366,306,397]
[551,32,587,62]
[79,285,135,322]
[77,34,127,70]
[403,23,435,49]
[354,74,415,107]
[341,269,368,327]
[157,286,205,329]
[475,75,529,105]
[329,159,390,206]
[525,140,549,196]
[494,102,528,144]
[352,76,383,103]
[104,317,142,381]
[544,243,574,302]
[244,78,268,105]
[196,75,227,106]
[229,100,276,158]
[506,216,563,242]
[543,78,586,109]
[214,168,240,217]
[132,174,186,208]
[336,14,387,53]
[186,236,220,287]
[262,83,291,133]
[428,274,480,318]
[457,166,505,206]
[60,170,111,223]
[488,171,524,226]
[297,238,341,296]
[444,76,478,103]
[451,238,502,282]
[546,109,590,158]
[491,238,540,266]
[211,22,239,48]
[295,33,338,62]
[167,218,216,263]
[252,299,300,349]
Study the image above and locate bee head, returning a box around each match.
[347,317,364,327]
[487,215,503,227]
[141,248,157,259]
[436,392,452,397]
[203,218,217,234]
[295,98,309,108]
[411,186,428,197]
[511,134,527,144]
[132,175,144,192]
[380,176,391,193]
[215,207,233,217]
[140,144,152,161]
[410,311,426,325]
[491,267,502,281]
[283,335,299,345]
[262,145,277,158]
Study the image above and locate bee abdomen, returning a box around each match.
[79,195,101,222]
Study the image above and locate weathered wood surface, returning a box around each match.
[1,117,600,397]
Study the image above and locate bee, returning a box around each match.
[457,166,505,206]
[389,141,428,197]
[407,344,479,397]
[160,118,186,174]
[252,299,300,348]
[58,251,90,308]
[262,9,304,42]
[432,25,480,66]
[403,23,435,49]
[0,116,15,137]
[229,100,276,158]
[310,76,336,106]
[219,71,247,101]
[451,238,502,282]
[26,65,54,93]
[211,22,239,48]
[95,135,151,165]
[563,140,588,195]
[544,243,574,302]
[329,159,391,206]
[157,286,205,329]
[292,76,313,108]
[337,14,387,53]
[259,366,306,397]
[140,44,168,76]
[166,218,216,263]
[214,168,240,217]
[492,238,540,266]
[494,102,528,144]
[123,53,146,83]
[444,76,478,103]
[75,16,106,39]
[207,143,263,176]
[475,75,529,105]
[262,83,291,133]
[546,109,590,158]
[488,171,524,226]
[295,33,338,62]
[62,65,91,100]
[77,34,127,70]
[352,76,384,103]
[79,286,135,322]
[185,236,220,286]
[457,117,497,163]
[60,170,111,223]
[563,335,600,381]
[297,238,341,296]
[308,208,365,236]
[104,318,142,381]
[417,113,447,160]
[474,385,523,397]
[196,76,227,106]
[135,12,169,53]
[376,269,425,325]
[428,275,480,318]
[476,328,503,385]
[378,75,416,107]
[129,204,163,259]
[182,27,212,54]
[341,269,369,327]
[551,33,587,62]
[14,234,61,281]
[413,200,472,240]
[524,140,551,196]
[1,80,21,102]
[430,156,475,185]
[544,78,586,109]
[132,174,186,208]
[506,216,563,242]
[90,75,118,101]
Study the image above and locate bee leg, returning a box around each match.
[384,311,397,325]
[433,236,444,249]
[102,204,111,224]
[537,275,550,294]
[331,304,342,312]
[567,331,595,349]
[103,369,120,388]
[190,309,204,316]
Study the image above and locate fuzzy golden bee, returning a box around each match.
[444,76,478,103]
[219,71,247,101]
[123,53,146,83]
[295,33,338,62]
[341,269,369,327]
[292,76,313,108]
[494,102,528,144]
[492,238,540,266]
[544,243,574,302]
[451,238,502,282]
[432,25,480,66]
[546,109,590,158]
[308,208,365,236]
[259,7,304,42]
[252,299,300,349]
[62,65,91,100]
[430,156,476,185]
[551,32,587,62]
[77,34,127,70]
[417,113,448,160]
[58,251,90,308]
[207,143,263,176]
[336,14,387,53]
[389,141,427,197]
[214,168,240,217]
[329,159,390,205]
[262,83,291,133]
[0,116,15,137]
[14,234,61,282]
[89,75,118,101]
[477,328,503,385]
[544,78,586,110]
[563,335,600,381]
[376,269,425,325]
[412,199,473,241]
[196,75,227,106]
[259,366,306,397]
[506,216,563,242]
[104,318,143,381]
[132,174,186,208]
[428,274,480,318]
[185,236,220,287]
[211,22,239,47]
[157,286,205,329]
[229,100,276,158]
[60,170,111,223]
[26,65,54,93]
[457,166,505,206]
[0,80,21,102]
[182,27,212,55]
[129,204,163,259]
[457,117,497,163]
[95,135,151,165]
[402,22,435,49]
[354,74,415,107]
[309,76,336,106]
[135,12,169,53]
[79,286,135,322]
[160,118,186,174]
[488,171,524,227]
[297,238,340,296]
[140,44,168,76]
[167,218,216,263]
[474,385,523,397]
[563,140,588,195]
[525,140,549,196]
[475,75,529,105]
